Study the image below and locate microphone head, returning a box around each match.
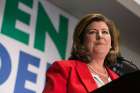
[116,56,139,75]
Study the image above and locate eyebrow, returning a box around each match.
[88,28,109,31]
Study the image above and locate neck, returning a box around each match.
[88,55,106,72]
[90,55,106,66]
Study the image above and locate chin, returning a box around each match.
[94,50,109,55]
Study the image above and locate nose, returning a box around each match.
[96,31,102,40]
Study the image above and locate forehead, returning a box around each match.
[87,21,109,30]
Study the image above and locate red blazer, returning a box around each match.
[43,60,119,93]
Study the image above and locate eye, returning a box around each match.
[87,30,97,35]
[102,30,109,34]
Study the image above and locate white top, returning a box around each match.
[91,73,112,88]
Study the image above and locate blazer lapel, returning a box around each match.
[75,60,97,92]
[106,67,119,80]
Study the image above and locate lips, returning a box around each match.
[95,41,105,45]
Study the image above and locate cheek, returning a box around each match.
[84,37,96,49]
[107,37,111,47]
[85,35,96,43]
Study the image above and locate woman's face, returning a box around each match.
[84,21,111,57]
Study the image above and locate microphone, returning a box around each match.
[117,56,139,71]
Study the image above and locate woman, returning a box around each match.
[43,13,120,93]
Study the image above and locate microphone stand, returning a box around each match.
[117,56,139,71]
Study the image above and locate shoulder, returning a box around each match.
[47,60,80,72]
[46,60,81,79]
[52,60,78,68]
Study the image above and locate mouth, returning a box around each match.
[95,42,105,45]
